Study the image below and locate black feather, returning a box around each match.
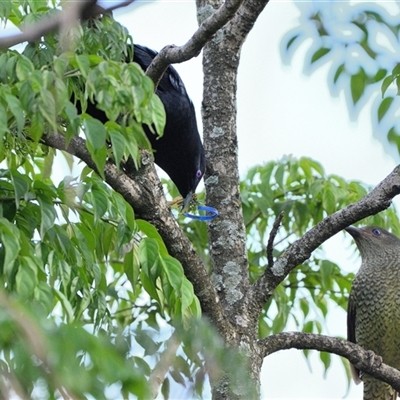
[76,44,205,201]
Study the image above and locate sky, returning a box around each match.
[110,0,400,398]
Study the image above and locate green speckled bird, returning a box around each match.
[346,225,400,400]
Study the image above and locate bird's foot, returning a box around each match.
[366,350,383,369]
[359,351,383,381]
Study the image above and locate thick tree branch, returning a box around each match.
[248,165,400,314]
[259,332,400,392]
[41,132,231,336]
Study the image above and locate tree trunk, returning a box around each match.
[197,0,270,398]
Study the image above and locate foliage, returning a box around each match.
[0,1,165,175]
[281,1,400,155]
[1,0,400,398]
[180,155,400,375]
[243,155,399,337]
[0,1,203,398]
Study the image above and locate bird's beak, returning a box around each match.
[345,226,361,238]
[182,191,194,213]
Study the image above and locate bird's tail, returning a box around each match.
[363,374,397,400]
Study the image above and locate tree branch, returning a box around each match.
[267,211,284,269]
[258,332,400,393]
[0,0,137,49]
[41,132,232,337]
[248,165,400,314]
[145,0,247,86]
[148,332,180,399]
[198,0,271,321]
[0,291,79,399]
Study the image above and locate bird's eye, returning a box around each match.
[196,170,202,178]
[372,228,381,236]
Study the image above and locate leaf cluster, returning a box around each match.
[282,1,400,155]
[0,2,213,396]
[0,1,165,176]
[240,155,399,372]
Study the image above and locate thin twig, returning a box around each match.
[267,211,285,269]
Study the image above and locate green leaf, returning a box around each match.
[0,0,12,20]
[53,54,69,77]
[91,187,108,224]
[322,187,336,214]
[53,288,75,322]
[372,68,387,83]
[64,101,80,144]
[303,320,314,333]
[135,329,161,356]
[10,171,30,207]
[136,219,168,256]
[381,74,396,97]
[161,256,182,294]
[333,64,345,84]
[149,94,166,136]
[76,54,91,78]
[16,256,38,298]
[180,278,197,316]
[39,88,57,131]
[83,117,107,151]
[396,76,400,96]
[274,164,285,190]
[108,126,125,168]
[1,200,16,221]
[42,148,55,180]
[350,70,366,105]
[15,55,34,81]
[258,318,270,338]
[286,35,299,51]
[388,126,400,149]
[37,198,57,238]
[377,97,394,122]
[53,76,68,114]
[320,352,331,378]
[4,94,25,133]
[83,117,107,176]
[320,260,334,291]
[120,195,136,231]
[307,158,325,176]
[299,297,309,319]
[0,103,9,143]
[170,368,186,386]
[6,54,17,82]
[30,110,44,141]
[0,217,20,276]
[161,377,170,400]
[124,247,140,290]
[311,47,330,64]
[139,238,160,280]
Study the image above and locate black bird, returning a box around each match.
[78,44,205,211]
